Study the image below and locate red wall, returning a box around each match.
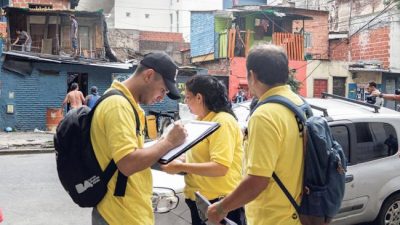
[289,60,307,97]
[229,57,308,100]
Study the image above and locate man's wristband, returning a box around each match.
[379,93,384,98]
[216,201,226,215]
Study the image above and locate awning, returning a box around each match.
[348,67,390,73]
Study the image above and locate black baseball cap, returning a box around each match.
[140,52,180,100]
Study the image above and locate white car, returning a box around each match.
[153,94,400,225]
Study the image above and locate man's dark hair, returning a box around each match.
[90,86,98,95]
[246,45,289,86]
[369,81,377,88]
[70,14,76,19]
[70,83,78,90]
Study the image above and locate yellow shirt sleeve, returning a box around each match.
[246,108,283,178]
[208,118,235,168]
[102,99,139,163]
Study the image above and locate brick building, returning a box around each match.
[189,5,328,100]
[303,0,400,110]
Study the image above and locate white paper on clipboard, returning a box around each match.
[144,121,220,164]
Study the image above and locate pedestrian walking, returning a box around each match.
[85,86,100,109]
[62,82,85,111]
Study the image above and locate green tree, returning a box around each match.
[287,69,302,94]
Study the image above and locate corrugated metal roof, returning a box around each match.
[3,51,134,70]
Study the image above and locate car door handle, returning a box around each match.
[345,174,354,183]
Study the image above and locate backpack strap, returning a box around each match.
[89,89,141,198]
[251,95,309,133]
[249,95,311,215]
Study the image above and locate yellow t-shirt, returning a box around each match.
[90,81,154,225]
[184,111,243,200]
[245,85,304,225]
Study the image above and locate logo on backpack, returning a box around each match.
[75,176,100,194]
[252,95,347,225]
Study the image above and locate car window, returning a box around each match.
[354,122,398,163]
[331,125,350,163]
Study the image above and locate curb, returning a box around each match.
[0,148,55,155]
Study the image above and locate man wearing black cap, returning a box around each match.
[90,52,187,225]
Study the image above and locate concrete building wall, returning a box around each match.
[223,0,267,9]
[114,0,180,32]
[77,0,222,42]
[390,13,400,73]
[305,60,352,98]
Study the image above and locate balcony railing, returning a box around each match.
[273,32,304,61]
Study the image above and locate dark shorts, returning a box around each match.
[71,37,78,49]
[185,198,246,225]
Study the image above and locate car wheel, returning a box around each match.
[376,193,400,225]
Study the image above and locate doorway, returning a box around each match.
[333,77,346,97]
[67,73,88,96]
[313,79,328,98]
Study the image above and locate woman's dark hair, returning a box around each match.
[186,75,237,120]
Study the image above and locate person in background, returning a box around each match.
[69,15,78,57]
[365,81,383,107]
[207,44,304,225]
[12,30,32,52]
[62,82,85,111]
[161,75,246,225]
[372,89,400,103]
[85,86,100,109]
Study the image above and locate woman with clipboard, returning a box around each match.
[162,75,246,225]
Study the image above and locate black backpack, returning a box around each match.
[251,95,347,225]
[54,89,141,207]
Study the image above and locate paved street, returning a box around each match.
[0,153,91,225]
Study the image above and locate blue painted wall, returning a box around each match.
[223,0,267,9]
[0,68,66,130]
[191,12,215,58]
[0,59,135,130]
